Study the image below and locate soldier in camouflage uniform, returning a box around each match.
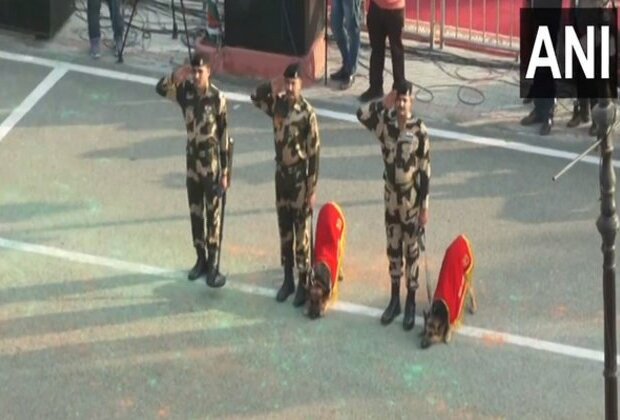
[357,81,430,330]
[156,55,229,288]
[251,63,321,307]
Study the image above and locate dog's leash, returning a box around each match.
[418,226,433,306]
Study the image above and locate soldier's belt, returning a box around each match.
[385,178,415,192]
[276,160,307,176]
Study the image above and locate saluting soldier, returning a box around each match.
[357,81,430,330]
[156,54,229,288]
[251,63,321,307]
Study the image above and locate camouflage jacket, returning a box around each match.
[357,100,431,209]
[250,82,320,195]
[156,74,229,175]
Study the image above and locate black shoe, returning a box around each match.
[205,248,226,288]
[292,272,308,307]
[339,74,356,90]
[580,102,592,124]
[381,282,401,325]
[520,111,543,126]
[188,247,207,281]
[403,290,416,331]
[330,67,346,81]
[359,87,384,103]
[540,118,553,136]
[276,262,295,302]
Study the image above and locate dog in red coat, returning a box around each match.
[305,202,346,320]
[421,234,477,348]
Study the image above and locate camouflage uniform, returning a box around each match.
[357,99,431,297]
[251,82,320,283]
[156,73,229,257]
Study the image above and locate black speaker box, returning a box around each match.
[224,0,326,57]
[0,0,74,39]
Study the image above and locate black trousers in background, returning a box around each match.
[531,0,562,120]
[367,1,405,91]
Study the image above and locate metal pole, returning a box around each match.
[552,139,602,182]
[117,0,140,63]
[430,0,436,49]
[171,0,178,39]
[324,0,328,85]
[593,97,619,420]
[179,0,193,60]
[440,0,446,49]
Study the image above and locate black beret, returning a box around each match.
[283,62,301,79]
[395,80,412,96]
[190,54,208,68]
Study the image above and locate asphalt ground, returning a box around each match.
[0,47,619,419]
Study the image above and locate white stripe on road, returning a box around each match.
[0,50,617,169]
[0,236,615,364]
[0,66,67,143]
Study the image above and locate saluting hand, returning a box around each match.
[174,65,193,84]
[383,90,398,109]
[271,77,284,96]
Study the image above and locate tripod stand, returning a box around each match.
[117,0,193,64]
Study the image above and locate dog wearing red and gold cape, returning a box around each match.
[421,234,477,348]
[305,202,346,320]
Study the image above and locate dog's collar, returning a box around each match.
[309,264,332,296]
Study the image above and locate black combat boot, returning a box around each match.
[567,100,591,128]
[188,247,207,281]
[540,117,553,136]
[292,271,308,307]
[403,290,416,331]
[580,100,591,124]
[381,281,402,325]
[205,247,226,288]
[276,258,295,302]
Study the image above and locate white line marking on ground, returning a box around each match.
[0,50,617,168]
[0,236,615,364]
[0,66,67,143]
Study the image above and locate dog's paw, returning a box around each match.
[467,296,478,315]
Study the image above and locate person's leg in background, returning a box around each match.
[521,0,560,135]
[385,6,405,90]
[87,0,102,58]
[360,1,387,102]
[534,97,555,135]
[107,0,125,56]
[330,0,348,81]
[339,0,362,89]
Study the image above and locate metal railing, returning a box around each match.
[400,0,522,53]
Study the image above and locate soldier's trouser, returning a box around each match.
[275,167,311,276]
[384,183,420,292]
[186,169,221,251]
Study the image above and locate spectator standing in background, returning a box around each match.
[87,0,125,59]
[359,0,407,102]
[330,0,362,90]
